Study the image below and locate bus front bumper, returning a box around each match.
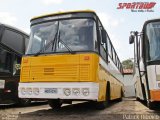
[18,82,99,101]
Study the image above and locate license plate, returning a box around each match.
[44,88,57,94]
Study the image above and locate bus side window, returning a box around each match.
[100,44,106,61]
[112,49,116,64]
[137,37,143,62]
[25,36,29,52]
[1,28,24,54]
[93,22,98,52]
[99,28,107,61]
[107,39,112,59]
[140,35,143,60]
[0,47,12,74]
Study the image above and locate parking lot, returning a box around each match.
[0,98,160,120]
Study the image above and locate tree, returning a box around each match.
[122,58,134,69]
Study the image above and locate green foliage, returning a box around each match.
[122,59,133,69]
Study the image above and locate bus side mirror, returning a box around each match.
[102,30,107,43]
[129,35,135,44]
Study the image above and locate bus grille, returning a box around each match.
[21,64,90,82]
[79,64,90,81]
[21,67,30,82]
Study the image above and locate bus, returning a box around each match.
[129,18,160,110]
[18,10,124,109]
[0,23,30,106]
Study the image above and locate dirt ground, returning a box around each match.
[0,98,160,120]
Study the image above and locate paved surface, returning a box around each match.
[0,98,160,120]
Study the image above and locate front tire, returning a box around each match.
[118,88,123,102]
[17,99,31,107]
[48,99,62,109]
[147,101,157,110]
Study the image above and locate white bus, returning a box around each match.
[129,18,160,110]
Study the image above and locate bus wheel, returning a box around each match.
[136,97,140,101]
[147,101,157,110]
[48,99,62,109]
[118,89,123,102]
[95,84,110,110]
[17,98,31,107]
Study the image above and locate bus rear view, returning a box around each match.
[19,10,123,109]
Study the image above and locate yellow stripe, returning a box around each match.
[31,9,95,21]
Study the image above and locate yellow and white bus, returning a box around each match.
[18,10,124,109]
[129,18,160,110]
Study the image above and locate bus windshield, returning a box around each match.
[146,21,160,61]
[26,18,96,55]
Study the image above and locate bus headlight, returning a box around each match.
[64,88,71,96]
[33,88,39,95]
[26,88,32,95]
[82,88,89,96]
[21,88,26,95]
[73,88,80,96]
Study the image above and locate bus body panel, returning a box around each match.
[99,57,123,100]
[19,53,123,101]
[147,65,157,90]
[0,76,19,103]
[135,65,160,102]
[147,65,160,101]
[135,77,144,100]
[19,82,99,100]
[21,53,98,83]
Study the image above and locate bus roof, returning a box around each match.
[0,23,29,36]
[142,18,160,30]
[31,10,96,21]
[144,18,160,24]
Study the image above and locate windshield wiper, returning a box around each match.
[34,21,59,56]
[57,32,76,54]
[34,32,58,56]
[34,21,75,56]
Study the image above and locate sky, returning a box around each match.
[0,0,159,61]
